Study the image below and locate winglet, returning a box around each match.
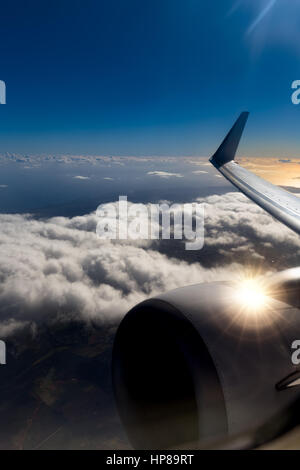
[209,112,249,169]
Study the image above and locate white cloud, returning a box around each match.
[147,171,184,178]
[0,192,299,336]
[73,175,90,180]
[187,161,211,167]
[0,210,238,335]
[197,192,300,260]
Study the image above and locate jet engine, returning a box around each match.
[112,268,300,449]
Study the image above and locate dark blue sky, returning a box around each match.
[1,0,300,156]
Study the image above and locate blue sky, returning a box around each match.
[1,0,300,156]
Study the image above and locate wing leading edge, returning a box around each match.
[209,113,300,235]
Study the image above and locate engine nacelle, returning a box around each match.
[112,269,300,449]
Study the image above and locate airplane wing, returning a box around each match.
[209,112,300,235]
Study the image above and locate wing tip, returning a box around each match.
[210,111,249,169]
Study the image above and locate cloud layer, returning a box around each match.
[0,209,234,335]
[1,192,300,336]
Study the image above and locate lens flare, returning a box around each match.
[247,0,277,35]
[235,279,268,312]
[226,274,282,334]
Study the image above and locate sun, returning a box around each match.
[234,278,269,312]
[225,273,283,333]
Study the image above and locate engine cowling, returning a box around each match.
[112,269,300,449]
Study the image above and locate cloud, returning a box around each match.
[147,171,184,179]
[1,192,300,337]
[103,177,114,181]
[0,210,238,336]
[73,176,90,180]
[0,185,7,188]
[187,161,211,167]
[196,192,300,268]
[192,170,208,174]
[279,159,291,163]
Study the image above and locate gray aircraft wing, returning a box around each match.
[209,112,300,234]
